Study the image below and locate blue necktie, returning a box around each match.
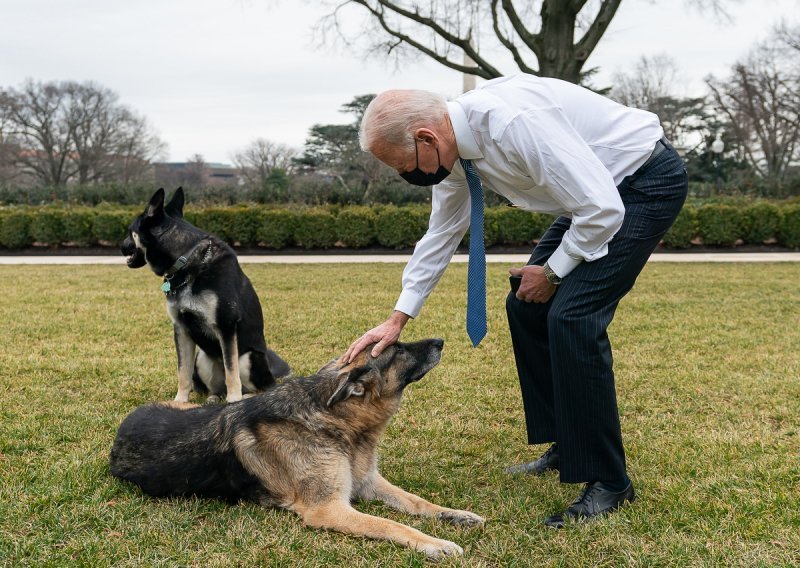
[460,158,486,347]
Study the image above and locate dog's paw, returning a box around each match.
[418,538,463,560]
[226,393,243,403]
[174,392,190,403]
[436,509,485,528]
[205,395,221,404]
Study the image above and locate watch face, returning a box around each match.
[543,264,561,284]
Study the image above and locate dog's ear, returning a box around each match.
[145,188,166,220]
[165,187,185,218]
[165,187,184,218]
[326,365,372,407]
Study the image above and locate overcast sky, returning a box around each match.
[1,0,797,163]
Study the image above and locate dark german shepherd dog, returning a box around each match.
[110,339,483,559]
[120,188,290,403]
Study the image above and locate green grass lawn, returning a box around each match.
[1,262,798,567]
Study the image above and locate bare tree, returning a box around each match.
[611,54,708,150]
[775,20,800,52]
[70,83,118,184]
[0,89,21,184]
[0,80,165,186]
[317,0,737,84]
[110,114,168,184]
[182,154,208,188]
[0,80,78,186]
[612,55,680,108]
[231,138,297,187]
[706,36,800,183]
[69,83,165,184]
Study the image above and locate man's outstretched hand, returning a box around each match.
[345,311,411,363]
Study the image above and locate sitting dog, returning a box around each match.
[109,339,483,559]
[120,188,290,403]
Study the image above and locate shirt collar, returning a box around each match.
[447,100,483,160]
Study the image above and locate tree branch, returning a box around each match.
[500,0,541,54]
[706,76,766,177]
[351,0,501,78]
[570,0,589,12]
[575,0,622,62]
[491,0,537,75]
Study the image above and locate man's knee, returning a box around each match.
[547,302,612,347]
[506,292,552,340]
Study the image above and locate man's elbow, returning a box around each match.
[608,202,625,238]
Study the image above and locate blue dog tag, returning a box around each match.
[162,281,171,293]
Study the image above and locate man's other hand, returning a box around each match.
[509,265,556,303]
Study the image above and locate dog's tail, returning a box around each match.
[265,348,291,381]
[191,365,209,394]
[248,349,291,390]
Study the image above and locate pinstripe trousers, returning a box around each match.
[505,142,688,484]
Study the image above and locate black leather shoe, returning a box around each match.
[544,481,635,528]
[504,444,559,475]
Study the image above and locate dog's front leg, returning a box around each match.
[361,472,485,528]
[216,327,242,402]
[296,501,464,560]
[174,325,196,402]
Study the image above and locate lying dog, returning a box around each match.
[120,188,290,403]
[109,339,483,559]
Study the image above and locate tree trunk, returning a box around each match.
[537,1,580,82]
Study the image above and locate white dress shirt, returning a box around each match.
[395,74,664,319]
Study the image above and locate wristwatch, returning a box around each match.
[543,262,562,285]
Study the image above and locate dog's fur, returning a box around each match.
[109,339,483,559]
[121,188,290,403]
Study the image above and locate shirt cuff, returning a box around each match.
[546,245,582,278]
[395,289,424,319]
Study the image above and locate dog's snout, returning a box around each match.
[432,338,444,350]
[120,235,134,254]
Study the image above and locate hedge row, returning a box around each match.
[1,202,799,251]
[0,204,551,251]
[661,202,800,248]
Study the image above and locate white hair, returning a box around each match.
[359,90,448,153]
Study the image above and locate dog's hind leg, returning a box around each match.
[173,325,196,403]
[195,350,225,403]
[360,473,485,528]
[296,501,464,560]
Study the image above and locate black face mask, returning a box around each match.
[399,140,451,186]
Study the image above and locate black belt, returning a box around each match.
[639,136,670,170]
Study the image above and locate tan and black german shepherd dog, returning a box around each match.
[110,339,484,559]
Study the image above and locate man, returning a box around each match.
[345,74,687,527]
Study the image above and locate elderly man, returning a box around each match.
[345,74,687,527]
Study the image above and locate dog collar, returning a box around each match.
[165,255,189,278]
[162,256,188,294]
[161,242,213,295]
